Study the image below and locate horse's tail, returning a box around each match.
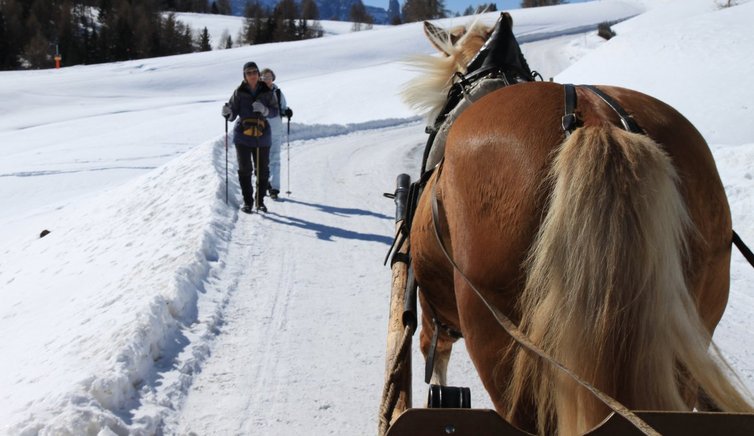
[506,125,752,434]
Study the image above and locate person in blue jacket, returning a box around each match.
[222,61,279,213]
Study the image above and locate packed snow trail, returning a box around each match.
[169,123,490,434]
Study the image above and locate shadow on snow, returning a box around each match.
[263,198,393,244]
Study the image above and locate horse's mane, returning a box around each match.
[401,18,491,122]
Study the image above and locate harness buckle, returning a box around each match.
[562,113,577,133]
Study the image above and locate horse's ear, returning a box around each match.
[424,21,452,56]
[503,12,513,28]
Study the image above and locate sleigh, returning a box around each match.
[387,407,754,436]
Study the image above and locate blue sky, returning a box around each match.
[364,0,592,15]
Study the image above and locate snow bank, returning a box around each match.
[1,138,234,433]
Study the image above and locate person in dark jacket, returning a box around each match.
[222,61,279,213]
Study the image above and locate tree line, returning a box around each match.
[0,0,223,70]
[0,0,566,70]
[238,0,324,45]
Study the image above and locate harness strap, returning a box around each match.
[423,300,464,384]
[425,318,441,384]
[384,224,408,266]
[562,83,578,136]
[582,84,643,133]
[429,162,660,436]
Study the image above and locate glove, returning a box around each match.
[252,101,269,116]
[284,107,293,119]
[221,103,231,119]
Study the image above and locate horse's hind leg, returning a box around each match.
[418,297,457,386]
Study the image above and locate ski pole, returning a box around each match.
[255,146,261,209]
[225,118,229,204]
[286,116,291,195]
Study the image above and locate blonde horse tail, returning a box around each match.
[506,126,752,435]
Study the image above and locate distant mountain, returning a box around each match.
[366,5,388,23]
[229,0,390,23]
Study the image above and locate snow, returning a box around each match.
[1,0,753,434]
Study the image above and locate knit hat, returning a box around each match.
[242,61,259,75]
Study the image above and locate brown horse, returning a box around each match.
[403,18,753,435]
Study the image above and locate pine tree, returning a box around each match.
[387,0,401,24]
[0,0,24,69]
[402,0,446,23]
[79,7,99,64]
[349,0,373,32]
[242,1,267,44]
[301,0,319,20]
[23,30,50,68]
[112,4,135,60]
[430,0,448,19]
[273,0,298,42]
[198,26,211,51]
[0,10,9,67]
[180,23,194,52]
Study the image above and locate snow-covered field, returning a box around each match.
[1,0,753,434]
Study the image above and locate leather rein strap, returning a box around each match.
[427,84,660,436]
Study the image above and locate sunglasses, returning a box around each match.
[261,75,273,81]
[244,70,259,76]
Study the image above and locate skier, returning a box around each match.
[222,61,279,213]
[261,68,293,200]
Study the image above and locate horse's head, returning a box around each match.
[402,16,504,121]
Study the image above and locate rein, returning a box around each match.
[733,230,754,268]
[426,84,662,436]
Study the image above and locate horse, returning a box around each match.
[402,16,754,435]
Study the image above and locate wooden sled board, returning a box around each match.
[386,408,754,436]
